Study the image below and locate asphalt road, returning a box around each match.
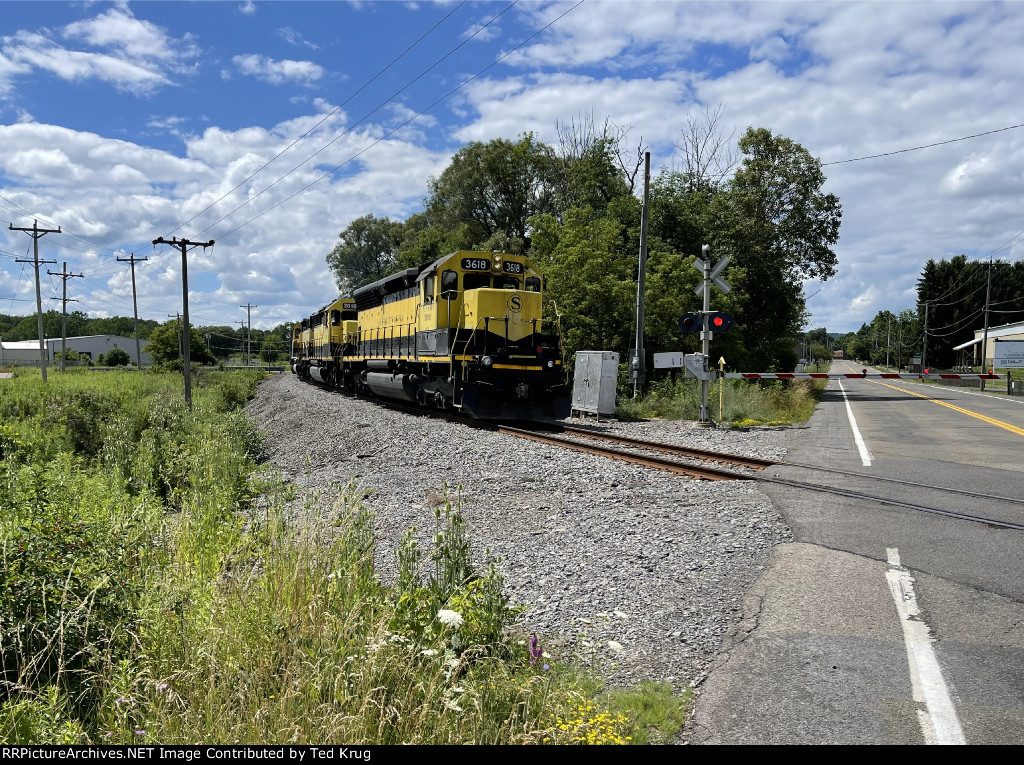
[690,366,1024,744]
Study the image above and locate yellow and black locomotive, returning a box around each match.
[291,250,570,420]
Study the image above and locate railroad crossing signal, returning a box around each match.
[693,254,732,295]
[679,311,733,334]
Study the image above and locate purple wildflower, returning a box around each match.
[103,733,112,739]
[156,683,168,693]
[543,664,550,671]
[115,697,125,704]
[135,730,146,736]
[530,633,542,665]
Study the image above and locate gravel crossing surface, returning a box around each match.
[246,373,792,690]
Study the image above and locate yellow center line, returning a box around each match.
[865,379,1024,438]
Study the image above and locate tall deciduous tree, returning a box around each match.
[327,214,402,292]
[725,127,842,370]
[425,134,560,250]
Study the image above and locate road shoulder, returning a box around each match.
[686,541,920,745]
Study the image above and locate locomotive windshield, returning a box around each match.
[495,276,520,290]
[464,273,491,291]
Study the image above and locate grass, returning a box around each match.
[1,368,690,744]
[617,375,827,426]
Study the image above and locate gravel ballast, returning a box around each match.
[246,373,792,690]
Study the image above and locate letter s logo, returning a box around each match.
[507,295,522,313]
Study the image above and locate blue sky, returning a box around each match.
[2,1,1023,336]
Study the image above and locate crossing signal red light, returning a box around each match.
[707,312,733,332]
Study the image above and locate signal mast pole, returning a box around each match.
[11,220,59,382]
[632,152,651,398]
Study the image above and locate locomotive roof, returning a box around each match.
[352,266,420,299]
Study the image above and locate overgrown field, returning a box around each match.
[616,376,828,425]
[1,369,685,744]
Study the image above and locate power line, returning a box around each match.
[823,122,1024,166]
[167,0,470,239]
[211,0,586,241]
[191,0,525,239]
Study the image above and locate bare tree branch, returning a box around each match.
[675,101,738,191]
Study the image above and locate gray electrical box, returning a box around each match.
[572,351,619,417]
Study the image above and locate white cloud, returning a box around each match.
[2,31,171,95]
[232,53,324,86]
[239,1,257,17]
[278,26,318,50]
[1,6,198,96]
[463,16,503,43]
[63,7,189,63]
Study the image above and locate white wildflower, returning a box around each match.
[437,609,464,629]
[607,640,625,654]
[420,649,438,657]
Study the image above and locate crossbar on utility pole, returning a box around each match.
[47,261,83,372]
[12,220,60,382]
[240,303,258,367]
[117,253,148,369]
[153,237,214,409]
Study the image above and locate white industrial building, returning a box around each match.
[0,335,151,366]
[952,321,1024,367]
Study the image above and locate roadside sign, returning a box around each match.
[654,351,686,369]
[994,339,1024,368]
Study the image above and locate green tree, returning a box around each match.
[327,214,403,292]
[425,134,560,249]
[147,321,215,365]
[724,127,842,370]
[259,335,282,364]
[105,347,130,367]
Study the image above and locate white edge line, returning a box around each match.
[838,379,872,466]
[885,548,966,745]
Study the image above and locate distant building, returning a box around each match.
[953,321,1024,367]
[0,335,151,366]
[832,349,844,360]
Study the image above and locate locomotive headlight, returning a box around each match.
[547,360,554,368]
[482,356,493,367]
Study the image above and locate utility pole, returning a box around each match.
[981,256,993,391]
[11,220,59,382]
[922,302,929,371]
[886,315,891,370]
[117,253,148,369]
[153,237,214,409]
[632,151,651,398]
[168,313,182,360]
[240,302,258,367]
[47,262,83,373]
[236,320,247,365]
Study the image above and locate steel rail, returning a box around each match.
[306,383,1024,529]
[541,424,1024,508]
[756,474,1024,532]
[486,424,744,481]
[550,424,775,469]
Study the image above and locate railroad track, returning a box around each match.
[312,382,1024,532]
